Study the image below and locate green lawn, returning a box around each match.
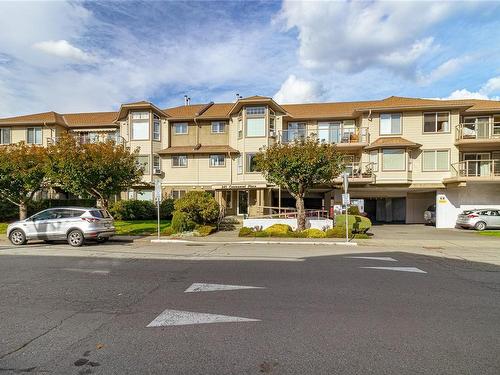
[478,230,500,237]
[0,220,171,236]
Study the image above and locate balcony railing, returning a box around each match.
[47,134,126,146]
[456,122,500,141]
[343,161,375,179]
[280,126,369,144]
[451,159,500,178]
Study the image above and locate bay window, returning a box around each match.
[246,106,265,116]
[380,113,402,135]
[424,112,449,133]
[131,111,150,140]
[246,118,266,137]
[382,149,405,171]
[153,114,161,141]
[369,150,379,172]
[246,153,258,172]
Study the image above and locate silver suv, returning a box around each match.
[456,209,500,231]
[7,207,115,247]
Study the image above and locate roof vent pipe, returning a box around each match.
[187,97,191,105]
[184,95,188,106]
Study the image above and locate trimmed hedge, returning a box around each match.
[109,200,156,220]
[335,215,372,233]
[171,211,196,232]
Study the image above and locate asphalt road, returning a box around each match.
[0,247,499,374]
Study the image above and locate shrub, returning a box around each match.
[335,215,372,233]
[354,233,370,239]
[195,225,217,237]
[109,200,156,220]
[263,224,293,236]
[239,227,254,237]
[347,205,361,216]
[0,200,20,221]
[325,226,349,238]
[171,211,196,232]
[301,228,326,238]
[162,226,176,236]
[174,191,220,224]
[254,231,271,237]
[160,198,175,219]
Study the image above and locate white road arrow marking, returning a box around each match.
[147,309,260,327]
[184,283,265,293]
[345,256,397,262]
[361,266,427,274]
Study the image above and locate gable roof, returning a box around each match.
[365,136,422,150]
[0,111,68,127]
[62,112,118,128]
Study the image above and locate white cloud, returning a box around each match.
[273,75,324,104]
[277,1,464,79]
[439,76,500,100]
[33,40,96,62]
[417,57,468,85]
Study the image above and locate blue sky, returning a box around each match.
[1,0,500,116]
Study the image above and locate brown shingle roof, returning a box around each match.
[62,112,118,127]
[365,136,421,150]
[355,96,473,111]
[463,99,500,112]
[163,104,207,119]
[158,145,239,155]
[0,111,68,126]
[282,100,378,119]
[197,103,232,118]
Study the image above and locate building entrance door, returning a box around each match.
[237,190,249,216]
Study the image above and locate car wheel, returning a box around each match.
[9,229,27,246]
[474,221,487,231]
[96,237,109,243]
[67,230,85,247]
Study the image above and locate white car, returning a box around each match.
[7,207,115,247]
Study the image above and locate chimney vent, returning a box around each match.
[184,95,188,106]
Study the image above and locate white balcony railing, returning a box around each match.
[343,161,375,179]
[280,126,369,144]
[47,133,126,146]
[456,122,500,141]
[451,159,500,178]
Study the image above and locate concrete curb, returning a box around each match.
[150,239,358,246]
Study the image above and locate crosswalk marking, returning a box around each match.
[147,309,260,327]
[360,266,427,274]
[184,283,265,293]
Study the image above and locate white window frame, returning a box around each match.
[380,113,402,135]
[209,154,226,167]
[153,114,161,141]
[423,112,450,134]
[211,121,226,134]
[246,118,266,137]
[237,155,243,174]
[238,118,243,139]
[27,127,42,145]
[171,190,186,200]
[422,149,450,171]
[246,153,258,173]
[174,122,188,135]
[172,155,188,167]
[0,128,11,145]
[369,150,379,172]
[246,106,266,116]
[382,148,406,171]
[131,111,150,140]
[153,154,161,170]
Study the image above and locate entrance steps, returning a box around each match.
[219,215,243,231]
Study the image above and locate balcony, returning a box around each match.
[445,159,500,183]
[280,126,369,148]
[334,162,375,184]
[455,122,500,146]
[47,133,127,146]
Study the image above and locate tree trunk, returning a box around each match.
[19,202,27,220]
[295,196,306,231]
[97,198,108,210]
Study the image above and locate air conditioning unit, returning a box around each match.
[153,168,162,175]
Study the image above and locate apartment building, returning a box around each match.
[0,95,499,228]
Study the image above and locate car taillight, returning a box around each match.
[81,217,101,223]
[467,214,478,218]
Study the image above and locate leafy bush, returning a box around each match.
[347,205,361,216]
[300,228,326,238]
[171,211,196,232]
[160,198,175,219]
[0,200,20,221]
[109,200,156,220]
[162,226,176,236]
[254,231,271,237]
[174,191,220,224]
[325,226,349,238]
[263,224,293,236]
[335,215,372,233]
[195,225,217,237]
[239,227,254,237]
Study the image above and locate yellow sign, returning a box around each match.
[438,195,447,204]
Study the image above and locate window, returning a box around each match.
[136,155,150,173]
[225,191,232,209]
[269,117,275,136]
[246,118,266,137]
[0,128,11,144]
[237,155,243,174]
[27,127,42,144]
[424,112,450,133]
[153,114,161,141]
[369,150,379,172]
[211,122,226,133]
[422,150,449,171]
[209,154,225,167]
[380,113,402,135]
[246,153,258,172]
[174,123,188,134]
[137,190,153,201]
[131,111,149,140]
[238,118,243,139]
[172,155,188,167]
[153,154,161,170]
[382,149,405,171]
[246,106,265,116]
[171,190,186,200]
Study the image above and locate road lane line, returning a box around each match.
[360,266,427,274]
[345,256,397,262]
[61,268,110,274]
[147,309,260,327]
[184,283,265,293]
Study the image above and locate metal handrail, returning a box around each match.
[456,122,500,140]
[343,161,375,178]
[451,159,500,177]
[280,126,369,144]
[47,134,127,146]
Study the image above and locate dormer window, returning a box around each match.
[131,111,149,140]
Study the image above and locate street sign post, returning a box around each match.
[154,179,162,240]
[343,172,349,243]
